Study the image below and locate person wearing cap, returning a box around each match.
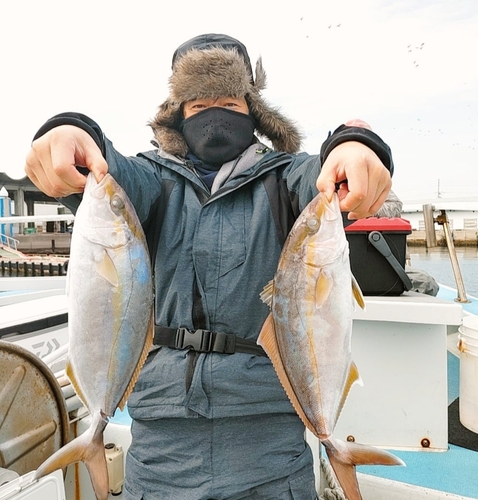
[25,34,394,500]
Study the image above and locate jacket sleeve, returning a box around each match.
[320,124,394,176]
[33,112,106,155]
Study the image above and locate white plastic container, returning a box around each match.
[0,470,65,500]
[458,315,478,433]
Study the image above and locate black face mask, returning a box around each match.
[180,107,256,167]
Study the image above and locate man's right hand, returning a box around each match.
[25,125,108,197]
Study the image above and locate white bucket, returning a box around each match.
[458,315,478,433]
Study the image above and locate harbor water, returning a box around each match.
[409,246,478,299]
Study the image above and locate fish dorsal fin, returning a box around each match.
[95,250,119,287]
[351,274,365,310]
[315,270,333,308]
[117,310,155,411]
[260,280,275,308]
[257,314,317,436]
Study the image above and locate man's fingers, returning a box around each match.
[316,159,344,202]
[318,180,336,202]
[347,180,391,219]
[24,125,108,198]
[82,148,108,184]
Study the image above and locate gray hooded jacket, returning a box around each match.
[97,138,320,420]
[36,107,393,421]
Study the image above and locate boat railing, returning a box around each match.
[422,204,470,303]
[0,232,20,251]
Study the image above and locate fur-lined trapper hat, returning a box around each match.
[149,34,303,156]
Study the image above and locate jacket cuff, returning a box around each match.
[320,125,394,176]
[32,112,106,156]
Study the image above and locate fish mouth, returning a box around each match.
[86,173,115,200]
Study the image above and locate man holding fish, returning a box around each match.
[25,34,398,500]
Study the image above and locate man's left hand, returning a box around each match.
[316,141,392,220]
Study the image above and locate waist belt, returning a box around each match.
[153,326,267,356]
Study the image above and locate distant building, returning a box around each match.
[0,171,62,219]
[402,200,478,246]
[403,201,478,231]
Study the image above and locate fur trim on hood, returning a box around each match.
[149,37,303,156]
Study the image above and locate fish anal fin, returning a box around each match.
[95,250,119,287]
[65,361,88,410]
[315,270,333,308]
[352,274,365,310]
[117,310,154,411]
[257,314,317,436]
[336,362,362,423]
[259,280,275,308]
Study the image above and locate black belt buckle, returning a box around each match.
[175,328,212,352]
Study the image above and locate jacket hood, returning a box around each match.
[149,34,303,156]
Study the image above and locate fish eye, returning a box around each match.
[306,216,320,232]
[111,195,125,214]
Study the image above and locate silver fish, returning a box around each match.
[258,192,404,500]
[33,173,154,500]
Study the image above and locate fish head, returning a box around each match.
[288,192,348,268]
[76,173,139,248]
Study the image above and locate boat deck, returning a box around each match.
[360,287,478,499]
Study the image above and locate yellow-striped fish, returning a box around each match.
[33,173,154,500]
[258,192,404,500]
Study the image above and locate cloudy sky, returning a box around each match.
[1,0,477,202]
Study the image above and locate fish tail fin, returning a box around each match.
[34,413,110,500]
[83,430,110,500]
[324,437,405,500]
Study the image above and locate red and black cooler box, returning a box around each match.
[345,217,412,296]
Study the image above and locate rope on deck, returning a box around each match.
[318,457,346,500]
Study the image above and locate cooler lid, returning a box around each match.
[0,470,65,500]
[345,217,412,233]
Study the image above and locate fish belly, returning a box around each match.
[273,259,354,438]
[67,234,153,417]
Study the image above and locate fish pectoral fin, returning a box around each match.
[351,274,365,310]
[259,280,275,308]
[257,314,316,435]
[95,250,119,287]
[315,270,333,308]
